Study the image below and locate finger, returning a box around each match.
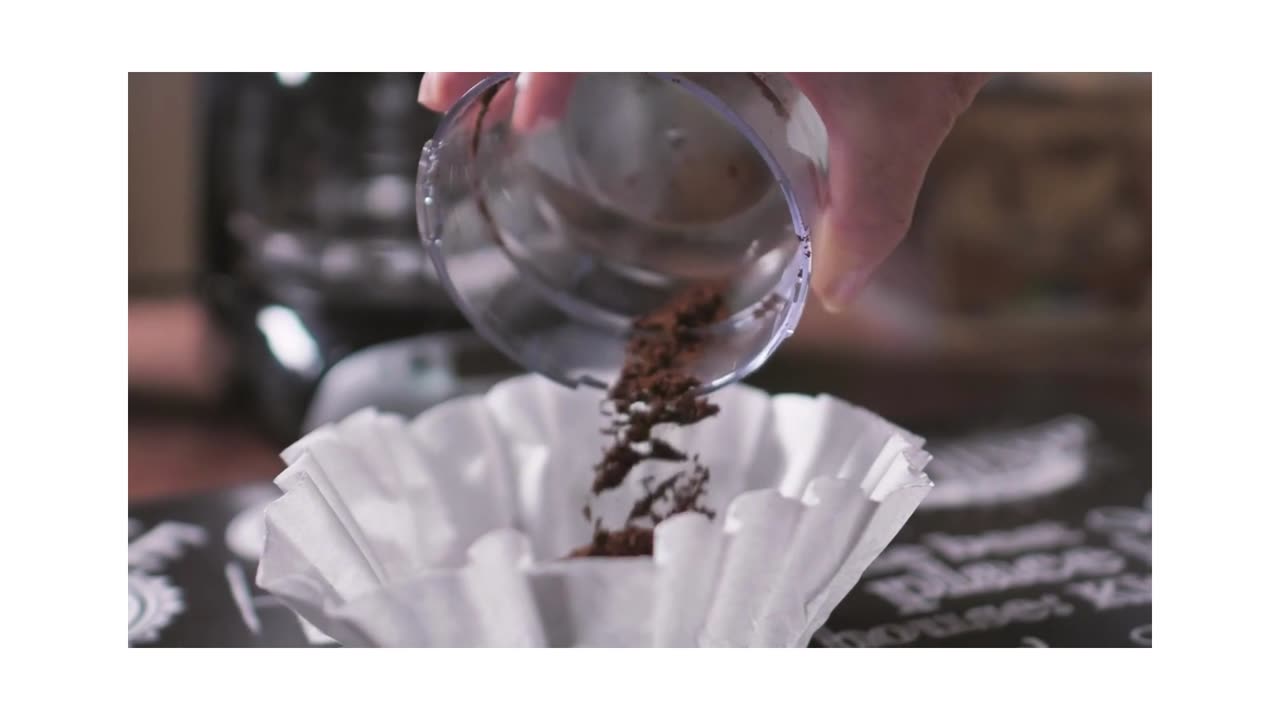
[418,72,494,111]
[792,73,986,312]
[813,121,930,312]
[512,73,579,132]
[480,77,518,132]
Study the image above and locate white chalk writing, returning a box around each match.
[825,497,1152,647]
[864,544,935,577]
[1107,532,1151,565]
[1130,624,1152,647]
[1065,573,1151,611]
[1085,505,1151,535]
[815,594,1075,648]
[864,546,1127,615]
[128,521,207,572]
[225,562,261,635]
[923,521,1086,563]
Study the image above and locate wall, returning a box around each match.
[129,72,198,294]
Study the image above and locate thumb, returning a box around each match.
[790,73,987,312]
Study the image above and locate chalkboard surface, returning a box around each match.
[816,415,1150,648]
[128,415,1150,648]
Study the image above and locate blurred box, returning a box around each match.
[794,73,1151,375]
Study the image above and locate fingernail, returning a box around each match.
[515,72,532,91]
[820,270,870,313]
[418,73,439,107]
[527,113,556,134]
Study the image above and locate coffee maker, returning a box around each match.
[199,72,517,441]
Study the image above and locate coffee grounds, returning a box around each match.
[752,292,785,320]
[568,285,726,558]
[567,526,654,559]
[747,73,789,119]
[625,463,713,526]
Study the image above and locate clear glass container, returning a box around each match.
[417,73,828,393]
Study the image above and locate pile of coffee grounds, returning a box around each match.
[566,526,654,558]
[568,285,726,559]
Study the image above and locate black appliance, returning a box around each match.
[198,72,511,441]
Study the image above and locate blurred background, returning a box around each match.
[128,72,1150,503]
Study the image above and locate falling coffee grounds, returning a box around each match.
[568,285,726,558]
[566,526,653,558]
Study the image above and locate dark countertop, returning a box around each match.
[129,369,1149,648]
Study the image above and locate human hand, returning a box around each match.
[419,72,987,312]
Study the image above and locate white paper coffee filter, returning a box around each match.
[258,374,931,646]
